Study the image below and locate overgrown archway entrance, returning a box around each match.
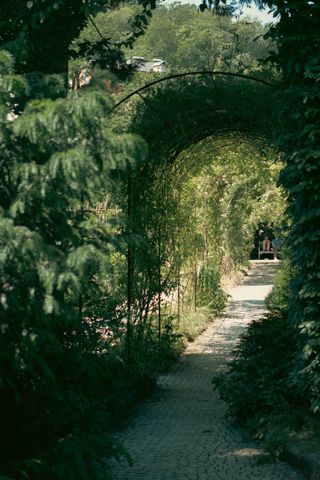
[111,72,284,354]
[113,72,278,157]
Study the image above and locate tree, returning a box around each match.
[126,4,272,73]
[0,45,148,479]
[0,0,156,77]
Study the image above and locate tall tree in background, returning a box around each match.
[0,0,156,77]
[132,6,271,72]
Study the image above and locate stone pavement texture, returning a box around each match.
[109,262,303,480]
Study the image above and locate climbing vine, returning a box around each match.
[272,0,320,413]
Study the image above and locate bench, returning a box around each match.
[258,241,275,260]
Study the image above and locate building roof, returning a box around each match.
[127,57,166,73]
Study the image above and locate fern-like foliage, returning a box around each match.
[0,50,146,480]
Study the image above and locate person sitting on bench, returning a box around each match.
[262,235,271,251]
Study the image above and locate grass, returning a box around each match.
[176,306,216,342]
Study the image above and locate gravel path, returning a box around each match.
[109,262,303,480]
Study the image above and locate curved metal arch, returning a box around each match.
[111,70,278,113]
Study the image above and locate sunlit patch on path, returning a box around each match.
[109,261,302,480]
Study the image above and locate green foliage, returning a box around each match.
[70,3,275,92]
[0,50,148,479]
[123,73,285,296]
[177,307,217,342]
[264,0,320,413]
[265,260,295,312]
[213,243,316,457]
[110,59,287,401]
[116,0,320,431]
[211,1,320,452]
[0,0,157,75]
[127,4,273,74]
[213,255,319,453]
[213,311,303,448]
[1,0,319,475]
[197,265,226,311]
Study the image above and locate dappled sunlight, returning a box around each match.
[218,447,265,458]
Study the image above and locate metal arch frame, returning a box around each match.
[135,104,274,169]
[112,69,278,179]
[119,71,278,330]
[111,70,278,113]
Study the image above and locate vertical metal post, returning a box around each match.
[193,257,197,313]
[205,226,209,266]
[194,201,198,313]
[78,193,84,319]
[158,214,161,345]
[177,187,181,324]
[126,173,133,363]
[78,293,83,319]
[177,230,181,325]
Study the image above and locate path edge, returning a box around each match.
[284,445,320,480]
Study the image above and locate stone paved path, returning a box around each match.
[110,262,303,480]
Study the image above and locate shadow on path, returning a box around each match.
[240,261,280,286]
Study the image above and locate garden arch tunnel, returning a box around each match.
[109,72,284,333]
[111,71,280,166]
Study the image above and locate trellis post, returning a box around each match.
[126,173,133,363]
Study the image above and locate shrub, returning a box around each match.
[265,259,295,312]
[213,310,303,442]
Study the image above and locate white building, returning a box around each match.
[127,57,166,73]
